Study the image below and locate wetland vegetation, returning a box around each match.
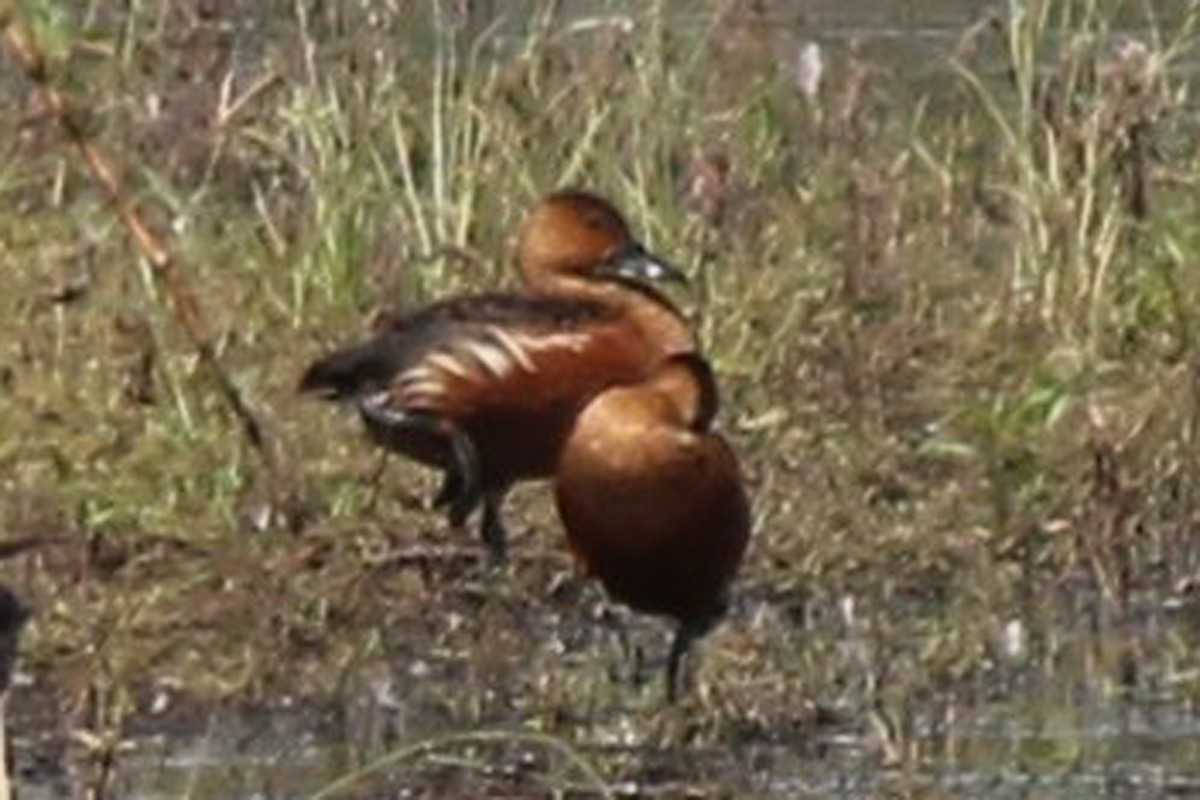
[1,0,1199,796]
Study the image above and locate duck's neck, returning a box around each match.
[532,275,694,356]
[648,358,719,431]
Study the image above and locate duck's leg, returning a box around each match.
[357,399,484,528]
[437,421,482,529]
[665,613,721,703]
[433,473,507,564]
[478,486,510,563]
[431,469,461,510]
[665,621,698,703]
[598,603,645,687]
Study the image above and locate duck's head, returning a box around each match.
[517,190,688,294]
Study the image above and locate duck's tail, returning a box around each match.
[299,336,406,400]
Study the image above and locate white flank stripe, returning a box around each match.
[362,390,402,422]
[396,366,436,388]
[459,340,513,380]
[488,327,538,372]
[426,352,474,381]
[512,329,592,359]
[400,381,446,404]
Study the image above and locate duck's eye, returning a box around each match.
[580,209,615,233]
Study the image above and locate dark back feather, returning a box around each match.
[299,293,614,400]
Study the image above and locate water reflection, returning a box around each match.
[13,663,1198,799]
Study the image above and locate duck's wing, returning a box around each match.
[363,298,663,422]
[299,293,613,401]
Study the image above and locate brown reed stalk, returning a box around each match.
[2,6,302,522]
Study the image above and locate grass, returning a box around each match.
[2,0,1200,795]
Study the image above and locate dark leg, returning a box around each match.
[598,603,644,687]
[478,488,510,563]
[431,466,509,563]
[442,426,482,528]
[357,400,483,528]
[431,469,460,510]
[665,614,721,703]
[665,622,697,704]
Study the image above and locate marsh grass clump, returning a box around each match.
[2,0,1200,794]
[950,0,1193,346]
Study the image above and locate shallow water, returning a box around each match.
[16,701,1200,799]
[12,602,1198,799]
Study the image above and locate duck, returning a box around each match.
[554,352,750,701]
[300,191,695,559]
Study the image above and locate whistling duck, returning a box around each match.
[555,352,750,701]
[300,191,694,559]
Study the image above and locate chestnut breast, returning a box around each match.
[555,373,751,623]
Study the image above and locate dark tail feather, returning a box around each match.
[299,338,406,400]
